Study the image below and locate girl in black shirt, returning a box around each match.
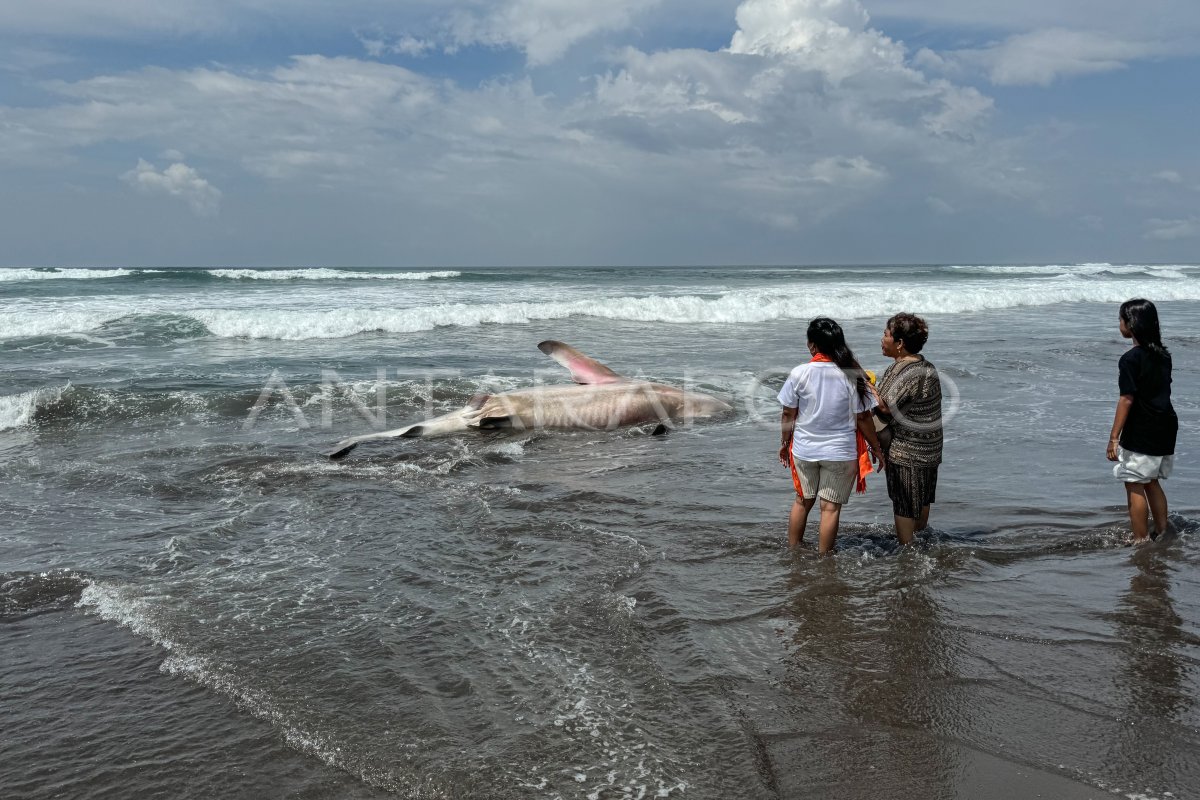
[1107,298,1178,542]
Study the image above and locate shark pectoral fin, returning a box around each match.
[651,423,670,436]
[325,420,425,458]
[467,393,491,410]
[537,340,625,385]
[326,441,359,460]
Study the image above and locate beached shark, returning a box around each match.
[325,340,732,459]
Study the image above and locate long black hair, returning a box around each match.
[807,317,869,403]
[1120,298,1170,362]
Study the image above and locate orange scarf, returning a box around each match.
[792,353,872,494]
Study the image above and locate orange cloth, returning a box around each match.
[855,428,871,494]
[801,353,872,494]
[788,451,805,496]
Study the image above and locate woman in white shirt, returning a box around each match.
[778,317,885,553]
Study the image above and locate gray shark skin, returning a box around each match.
[325,340,732,459]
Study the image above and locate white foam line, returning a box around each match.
[77,582,447,797]
[178,278,1200,340]
[0,268,149,282]
[4,274,1199,341]
[205,269,461,281]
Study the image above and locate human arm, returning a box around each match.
[1108,395,1134,461]
[856,411,886,471]
[780,406,797,465]
[868,375,890,416]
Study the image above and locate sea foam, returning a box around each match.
[0,268,147,281]
[0,310,127,341]
[3,272,1198,341]
[950,263,1196,279]
[0,386,65,431]
[204,269,461,281]
[0,267,461,283]
[178,278,1200,340]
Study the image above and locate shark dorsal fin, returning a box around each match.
[537,341,625,385]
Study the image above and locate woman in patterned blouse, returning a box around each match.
[873,313,943,545]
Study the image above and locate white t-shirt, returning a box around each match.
[778,362,876,462]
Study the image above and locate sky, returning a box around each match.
[0,0,1198,267]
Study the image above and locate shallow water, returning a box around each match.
[1,265,1197,799]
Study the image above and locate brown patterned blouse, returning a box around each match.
[876,357,943,468]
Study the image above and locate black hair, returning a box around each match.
[807,317,869,403]
[1120,298,1170,362]
[886,312,929,354]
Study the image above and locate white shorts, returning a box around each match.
[1113,448,1174,483]
[792,458,858,505]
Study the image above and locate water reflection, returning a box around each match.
[774,553,959,798]
[1113,548,1191,721]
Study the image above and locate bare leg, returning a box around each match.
[789,496,816,547]
[1124,483,1151,542]
[893,516,917,546]
[917,505,931,531]
[1144,480,1169,537]
[817,498,842,555]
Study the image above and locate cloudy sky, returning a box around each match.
[1,0,1197,267]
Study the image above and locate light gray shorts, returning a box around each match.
[792,458,858,505]
[1113,447,1174,483]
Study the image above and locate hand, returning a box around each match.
[871,449,886,472]
[1107,439,1120,462]
[867,383,888,415]
[779,444,791,466]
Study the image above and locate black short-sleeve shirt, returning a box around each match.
[1118,346,1178,456]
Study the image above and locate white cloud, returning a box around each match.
[121,159,222,215]
[728,0,907,82]
[588,0,993,153]
[0,1,1198,264]
[867,0,1200,41]
[0,1,1015,244]
[865,2,1200,88]
[444,0,660,65]
[1144,217,1200,241]
[953,29,1158,87]
[356,28,435,58]
[0,1,675,67]
[1152,170,1183,184]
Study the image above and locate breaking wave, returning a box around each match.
[0,569,91,617]
[0,268,153,281]
[0,267,461,283]
[203,269,461,281]
[0,386,67,431]
[0,311,130,341]
[180,278,1200,340]
[2,270,1197,341]
[949,263,1197,280]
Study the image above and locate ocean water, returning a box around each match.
[1,264,1197,799]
